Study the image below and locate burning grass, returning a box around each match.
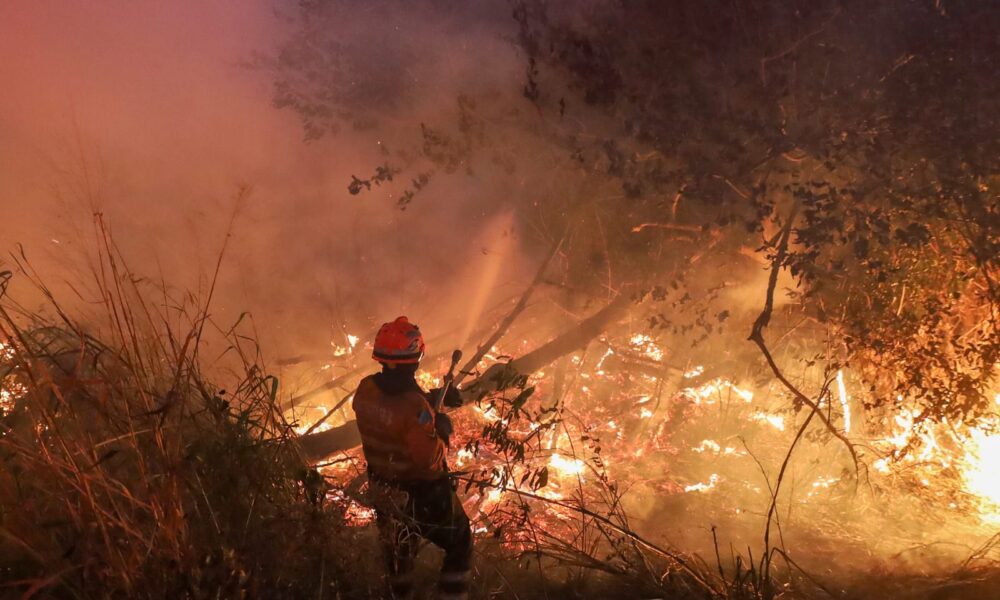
[296,317,1000,598]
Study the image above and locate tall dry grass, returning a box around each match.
[0,216,371,599]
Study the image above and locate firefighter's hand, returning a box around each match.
[435,412,454,446]
[444,385,464,408]
[432,386,464,408]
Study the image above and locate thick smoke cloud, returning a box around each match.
[0,0,531,361]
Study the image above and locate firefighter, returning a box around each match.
[352,316,472,600]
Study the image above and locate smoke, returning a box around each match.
[0,0,533,359]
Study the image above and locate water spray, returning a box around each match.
[458,211,515,349]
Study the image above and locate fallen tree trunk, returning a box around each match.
[296,291,638,461]
[297,420,363,459]
[461,291,636,399]
[286,369,360,410]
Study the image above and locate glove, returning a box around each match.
[431,385,465,408]
[445,385,465,408]
[434,412,454,447]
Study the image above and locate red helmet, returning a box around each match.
[372,316,425,364]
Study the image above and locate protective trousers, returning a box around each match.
[372,476,473,600]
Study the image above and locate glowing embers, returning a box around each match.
[313,453,377,527]
[0,374,27,417]
[0,382,24,417]
[326,489,377,527]
[628,333,664,361]
[0,341,25,417]
[317,316,998,540]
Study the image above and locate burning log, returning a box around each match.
[462,290,636,399]
[295,291,638,461]
[599,346,682,380]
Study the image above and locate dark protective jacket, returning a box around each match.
[352,372,447,482]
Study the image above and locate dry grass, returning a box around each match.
[0,217,375,599]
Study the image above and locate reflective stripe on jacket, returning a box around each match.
[352,375,446,482]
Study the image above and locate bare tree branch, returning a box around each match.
[747,209,859,471]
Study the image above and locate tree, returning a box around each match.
[270,0,999,437]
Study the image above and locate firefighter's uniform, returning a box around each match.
[353,317,472,600]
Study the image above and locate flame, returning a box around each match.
[871,390,1000,522]
[962,428,1000,522]
[416,370,442,390]
[692,440,738,455]
[0,385,21,416]
[683,378,754,404]
[474,404,503,423]
[455,448,475,467]
[684,365,705,378]
[750,411,785,431]
[684,474,719,493]
[487,487,504,504]
[595,346,614,375]
[836,369,851,433]
[549,453,586,478]
[693,439,721,453]
[315,318,1000,548]
[328,332,360,357]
